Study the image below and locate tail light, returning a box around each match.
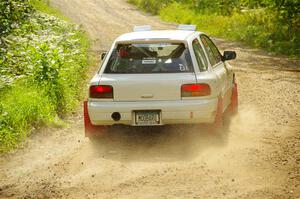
[89,85,113,99]
[181,83,211,97]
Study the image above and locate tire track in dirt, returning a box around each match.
[0,0,299,198]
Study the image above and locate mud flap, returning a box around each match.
[213,96,224,130]
[83,101,106,137]
[228,83,238,115]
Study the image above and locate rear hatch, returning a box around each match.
[100,73,196,101]
[100,42,196,101]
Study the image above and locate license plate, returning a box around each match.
[135,111,160,126]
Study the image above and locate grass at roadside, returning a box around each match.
[0,0,90,152]
[128,0,299,58]
[30,0,69,21]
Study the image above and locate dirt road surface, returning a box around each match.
[1,0,300,198]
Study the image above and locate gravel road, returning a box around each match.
[0,0,299,198]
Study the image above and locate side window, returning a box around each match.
[201,36,222,67]
[192,39,208,71]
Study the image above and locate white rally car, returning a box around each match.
[84,25,238,137]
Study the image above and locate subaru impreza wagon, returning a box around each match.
[84,25,238,137]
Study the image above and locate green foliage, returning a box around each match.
[181,0,241,16]
[29,0,69,21]
[128,0,300,57]
[0,0,33,36]
[128,0,172,14]
[0,83,56,151]
[0,0,89,152]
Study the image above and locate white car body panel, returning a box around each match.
[87,29,235,126]
[89,99,217,126]
[100,73,197,101]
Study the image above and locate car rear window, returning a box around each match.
[104,43,194,73]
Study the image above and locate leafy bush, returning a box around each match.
[0,0,32,36]
[0,1,89,152]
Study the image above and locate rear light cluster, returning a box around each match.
[181,83,211,97]
[90,85,113,99]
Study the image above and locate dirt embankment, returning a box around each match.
[0,0,299,198]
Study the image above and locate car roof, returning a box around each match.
[115,30,201,43]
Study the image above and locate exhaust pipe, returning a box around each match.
[111,112,121,121]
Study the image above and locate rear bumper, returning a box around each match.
[88,99,218,126]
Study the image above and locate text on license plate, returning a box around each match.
[135,111,160,125]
